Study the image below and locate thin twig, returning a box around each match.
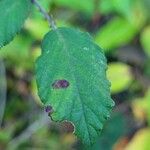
[7,113,51,150]
[31,0,57,30]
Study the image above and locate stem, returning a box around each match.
[7,113,51,150]
[31,0,57,30]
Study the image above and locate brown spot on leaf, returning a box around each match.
[52,79,69,89]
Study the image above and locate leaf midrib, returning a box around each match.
[56,29,92,143]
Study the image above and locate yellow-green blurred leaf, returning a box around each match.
[99,0,133,18]
[129,0,147,29]
[140,26,150,56]
[95,18,138,52]
[125,128,150,150]
[25,19,49,40]
[132,89,150,125]
[107,62,133,93]
[0,35,33,69]
[53,0,95,16]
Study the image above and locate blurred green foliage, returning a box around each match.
[141,26,150,57]
[125,128,150,150]
[132,90,150,125]
[95,17,138,51]
[0,0,150,149]
[107,62,133,93]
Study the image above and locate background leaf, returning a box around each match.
[125,128,150,150]
[99,0,133,18]
[140,26,150,57]
[91,113,127,150]
[0,35,33,69]
[132,89,150,125]
[0,0,31,48]
[107,62,133,94]
[36,27,114,146]
[52,0,95,16]
[95,17,138,52]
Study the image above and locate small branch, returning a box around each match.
[31,0,57,30]
[7,113,51,150]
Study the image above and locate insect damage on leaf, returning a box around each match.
[52,79,70,89]
[45,105,53,115]
[36,27,114,146]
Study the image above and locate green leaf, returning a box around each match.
[107,62,133,94]
[132,89,150,125]
[36,27,114,146]
[99,0,133,18]
[140,26,150,57]
[125,128,150,150]
[25,19,49,40]
[0,34,33,69]
[0,0,31,48]
[95,17,138,52]
[53,0,95,15]
[91,113,127,150]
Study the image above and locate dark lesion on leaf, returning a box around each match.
[45,105,54,115]
[52,79,70,89]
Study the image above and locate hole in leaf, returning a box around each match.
[61,121,75,133]
[52,79,69,89]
